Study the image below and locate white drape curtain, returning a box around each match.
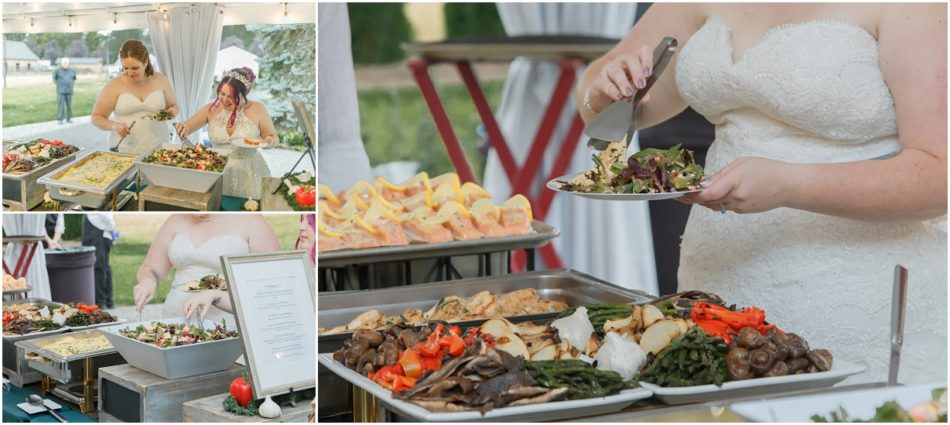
[317,3,372,192]
[486,3,659,295]
[147,5,224,122]
[2,215,51,300]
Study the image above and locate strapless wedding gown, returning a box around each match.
[162,232,250,322]
[110,90,170,155]
[675,15,947,384]
[207,109,271,199]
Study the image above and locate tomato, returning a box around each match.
[295,186,316,206]
[229,375,254,407]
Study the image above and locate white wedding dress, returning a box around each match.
[675,15,947,385]
[161,232,249,322]
[110,90,170,155]
[207,108,271,199]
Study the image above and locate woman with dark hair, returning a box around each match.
[174,67,278,199]
[92,39,179,154]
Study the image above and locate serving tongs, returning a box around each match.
[586,37,678,152]
[113,121,137,151]
[888,264,908,386]
[173,123,196,148]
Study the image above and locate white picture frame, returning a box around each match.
[221,250,316,398]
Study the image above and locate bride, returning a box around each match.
[132,214,280,321]
[578,3,946,384]
[174,67,278,199]
[91,40,179,155]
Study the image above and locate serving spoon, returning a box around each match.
[27,395,66,423]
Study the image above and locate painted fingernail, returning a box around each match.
[624,86,634,96]
[636,78,646,89]
[644,67,652,77]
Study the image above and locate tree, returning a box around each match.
[66,39,90,58]
[220,34,245,50]
[252,23,315,133]
[92,46,110,63]
[348,3,413,64]
[444,3,506,39]
[43,40,61,61]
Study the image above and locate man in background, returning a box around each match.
[82,214,118,309]
[53,57,77,124]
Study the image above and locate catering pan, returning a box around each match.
[134,143,226,193]
[38,150,138,209]
[16,329,124,384]
[2,298,69,343]
[2,141,83,209]
[98,318,243,379]
[319,220,560,268]
[318,268,654,353]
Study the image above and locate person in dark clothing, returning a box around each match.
[53,58,77,124]
[81,214,117,309]
[42,214,64,249]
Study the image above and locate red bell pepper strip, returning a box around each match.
[692,302,765,331]
[421,354,442,372]
[693,319,736,344]
[399,348,424,379]
[446,335,465,357]
[416,340,441,357]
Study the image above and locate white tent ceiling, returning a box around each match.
[2,2,315,34]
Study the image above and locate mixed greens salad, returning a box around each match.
[118,320,239,348]
[142,145,227,172]
[559,142,704,194]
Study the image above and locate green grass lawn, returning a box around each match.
[3,80,103,127]
[88,214,305,307]
[358,80,504,180]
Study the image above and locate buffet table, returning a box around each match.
[2,383,96,423]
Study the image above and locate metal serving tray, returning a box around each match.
[2,298,68,343]
[16,329,123,384]
[319,221,560,268]
[134,143,226,193]
[318,268,654,353]
[2,141,82,181]
[38,150,138,209]
[98,318,243,379]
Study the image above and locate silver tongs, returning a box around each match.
[888,264,908,386]
[586,36,678,151]
[173,122,195,148]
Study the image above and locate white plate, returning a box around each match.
[639,360,866,405]
[318,353,652,422]
[731,382,946,422]
[228,137,265,149]
[546,173,700,201]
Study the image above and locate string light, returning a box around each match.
[29,18,34,28]
[113,12,117,25]
[283,2,288,18]
[67,16,73,27]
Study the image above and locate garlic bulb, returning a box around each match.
[258,396,281,419]
[551,307,594,351]
[594,332,646,380]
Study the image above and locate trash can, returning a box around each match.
[45,246,96,305]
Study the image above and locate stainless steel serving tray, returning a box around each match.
[2,141,83,182]
[2,298,68,343]
[317,268,654,353]
[319,220,560,268]
[16,329,122,384]
[38,150,138,209]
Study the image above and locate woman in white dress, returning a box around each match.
[174,67,278,199]
[91,40,179,155]
[577,3,946,384]
[132,214,280,321]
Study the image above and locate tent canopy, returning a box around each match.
[2,2,314,34]
[215,45,259,78]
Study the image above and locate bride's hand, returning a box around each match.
[174,122,189,139]
[587,45,656,114]
[680,157,793,214]
[183,290,224,319]
[133,280,157,311]
[165,105,178,119]
[113,122,131,138]
[263,135,279,148]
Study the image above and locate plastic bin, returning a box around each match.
[45,246,96,305]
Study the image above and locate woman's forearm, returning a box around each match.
[90,115,117,132]
[784,149,947,221]
[136,264,162,287]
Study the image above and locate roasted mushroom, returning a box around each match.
[786,356,811,374]
[806,348,833,372]
[343,339,370,367]
[357,348,378,375]
[772,332,809,359]
[736,327,769,349]
[376,337,400,366]
[726,347,754,380]
[762,340,790,363]
[354,329,384,348]
[399,328,422,348]
[748,347,777,375]
[762,361,789,377]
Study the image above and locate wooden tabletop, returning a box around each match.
[403,35,618,63]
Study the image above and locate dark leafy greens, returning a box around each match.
[560,144,703,194]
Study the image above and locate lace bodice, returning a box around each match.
[675,15,947,384]
[207,107,262,146]
[161,232,250,320]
